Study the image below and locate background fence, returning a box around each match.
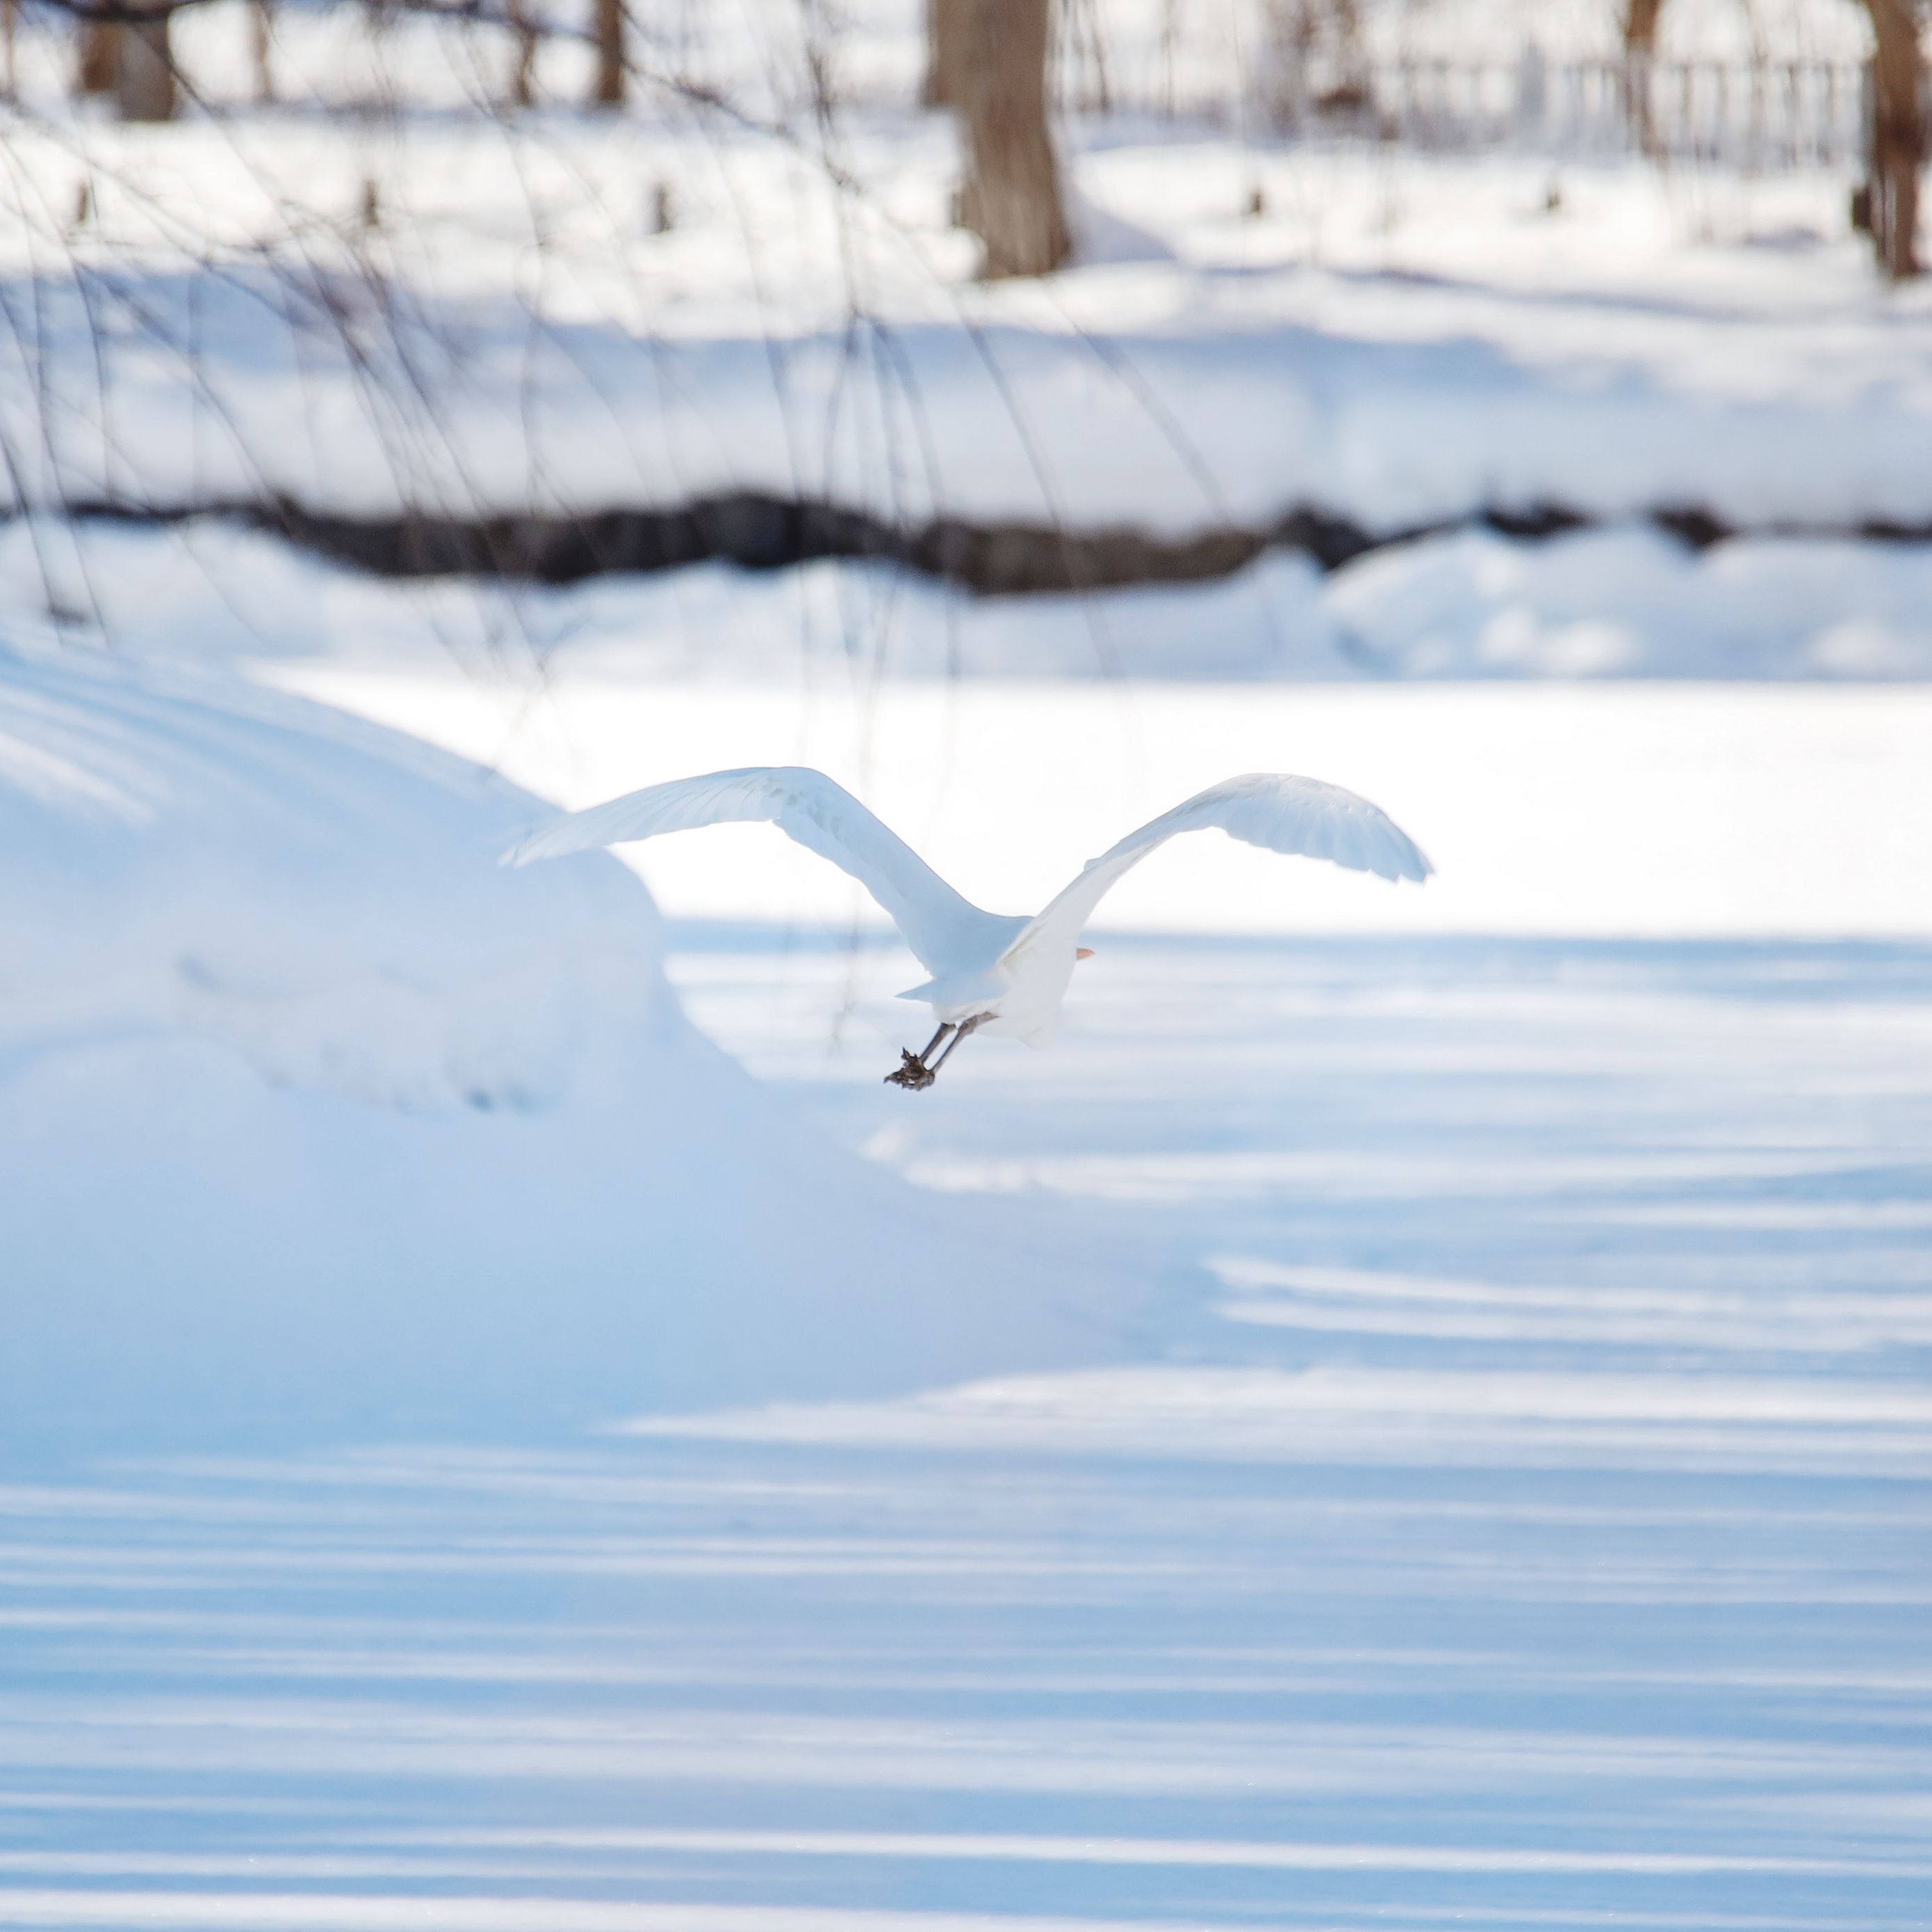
[0,0,1914,177]
[1051,40,1889,170]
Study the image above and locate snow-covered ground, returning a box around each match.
[19,513,1932,681]
[6,639,1927,1920]
[4,147,1924,535]
[5,4,1930,1922]
[6,0,1926,707]
[2,3,1924,548]
[0,642,1135,1459]
[2,923,1927,1930]
[262,669,1932,940]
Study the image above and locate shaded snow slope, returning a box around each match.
[0,647,1137,1462]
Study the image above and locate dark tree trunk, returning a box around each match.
[1620,0,1667,156]
[507,0,538,106]
[954,0,1072,279]
[1864,0,1924,278]
[117,8,177,122]
[591,0,624,107]
[1261,1,1370,130]
[923,0,967,108]
[1621,0,1667,51]
[250,0,274,102]
[78,17,120,93]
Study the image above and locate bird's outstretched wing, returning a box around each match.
[1005,773,1430,967]
[503,766,1008,975]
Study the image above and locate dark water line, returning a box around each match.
[29,492,1932,596]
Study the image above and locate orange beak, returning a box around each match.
[1076,947,1096,960]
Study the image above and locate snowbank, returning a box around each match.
[13,512,1932,684]
[1325,523,1932,679]
[0,644,1132,1462]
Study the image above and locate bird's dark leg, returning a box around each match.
[885,1022,953,1090]
[924,1013,987,1077]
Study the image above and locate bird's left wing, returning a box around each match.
[502,765,1001,976]
[1005,773,1431,967]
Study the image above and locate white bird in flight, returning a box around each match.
[505,767,1430,1089]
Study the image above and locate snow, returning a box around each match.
[6,222,1929,534]
[9,605,1924,1919]
[252,670,1932,941]
[0,641,1133,1459]
[5,1,1927,714]
[5,3,1931,1921]
[1,924,1927,1929]
[2,26,1926,545]
[13,640,1924,1930]
[1325,521,1932,678]
[17,511,1932,684]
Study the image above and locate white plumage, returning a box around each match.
[505,767,1430,1085]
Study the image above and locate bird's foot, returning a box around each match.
[884,1049,937,1091]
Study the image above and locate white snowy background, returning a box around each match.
[1,2,1929,1928]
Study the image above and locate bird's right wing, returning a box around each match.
[1004,772,1431,969]
[502,765,1000,976]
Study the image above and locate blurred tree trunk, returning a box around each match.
[1277,0,1366,88]
[1261,0,1370,127]
[507,0,538,106]
[2,0,17,103]
[591,0,624,106]
[954,0,1071,278]
[1621,0,1666,49]
[1863,0,1924,277]
[250,0,274,102]
[78,16,120,94]
[117,7,177,121]
[923,0,967,107]
[1620,0,1666,156]
[1326,0,1364,83]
